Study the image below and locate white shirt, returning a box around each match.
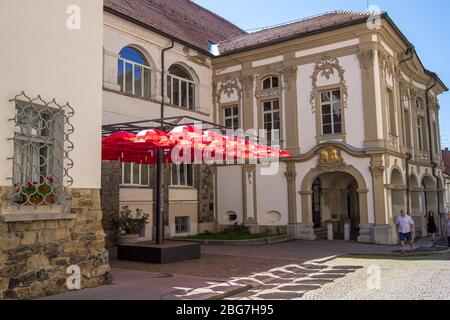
[396,215,414,234]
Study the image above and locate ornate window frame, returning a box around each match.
[255,71,284,145]
[216,78,242,131]
[310,57,348,143]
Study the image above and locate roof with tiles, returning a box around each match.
[104,0,245,53]
[443,148,450,177]
[217,11,379,55]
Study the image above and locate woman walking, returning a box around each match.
[426,211,438,242]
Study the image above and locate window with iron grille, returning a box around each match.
[175,216,189,234]
[10,92,74,208]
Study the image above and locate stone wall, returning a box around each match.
[0,187,111,300]
[101,161,121,248]
[197,166,215,223]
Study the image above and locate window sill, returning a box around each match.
[0,212,76,223]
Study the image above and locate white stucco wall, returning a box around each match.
[255,163,289,226]
[217,166,243,225]
[0,0,103,189]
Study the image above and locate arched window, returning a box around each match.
[118,46,151,99]
[262,75,279,90]
[167,64,195,110]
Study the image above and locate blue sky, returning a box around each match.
[194,0,450,148]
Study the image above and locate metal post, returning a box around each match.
[155,150,164,244]
[155,39,175,245]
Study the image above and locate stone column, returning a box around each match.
[282,54,300,155]
[358,40,384,149]
[242,165,257,225]
[357,188,373,243]
[298,191,316,240]
[371,156,397,244]
[101,160,121,248]
[285,162,301,239]
[240,63,255,131]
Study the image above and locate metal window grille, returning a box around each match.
[8,92,74,209]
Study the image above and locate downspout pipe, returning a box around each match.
[425,73,442,230]
[155,39,175,245]
[398,47,415,213]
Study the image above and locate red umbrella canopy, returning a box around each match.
[102,126,292,164]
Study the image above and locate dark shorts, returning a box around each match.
[399,232,412,242]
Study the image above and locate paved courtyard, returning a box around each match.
[42,239,449,300]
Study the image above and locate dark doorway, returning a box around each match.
[346,182,360,241]
[312,178,321,228]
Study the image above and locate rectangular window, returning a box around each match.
[404,110,412,148]
[417,117,424,151]
[171,164,194,187]
[175,216,189,234]
[224,105,239,130]
[263,99,281,143]
[320,89,342,135]
[121,163,151,186]
[387,89,397,135]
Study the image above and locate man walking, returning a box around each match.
[396,210,415,253]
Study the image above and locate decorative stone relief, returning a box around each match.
[370,157,385,179]
[357,50,374,78]
[216,78,241,104]
[309,57,348,113]
[378,50,395,78]
[240,74,254,99]
[316,146,350,172]
[281,65,297,91]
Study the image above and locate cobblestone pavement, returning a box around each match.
[301,253,450,300]
[225,253,450,300]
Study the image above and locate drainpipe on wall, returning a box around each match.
[398,47,415,214]
[425,73,442,232]
[155,39,175,245]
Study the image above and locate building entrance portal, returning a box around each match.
[310,172,361,240]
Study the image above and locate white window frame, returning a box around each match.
[171,164,194,187]
[320,89,342,136]
[118,56,152,98]
[417,116,425,151]
[223,105,239,130]
[121,163,150,187]
[168,73,195,110]
[262,99,281,143]
[262,76,279,90]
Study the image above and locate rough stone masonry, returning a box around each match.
[0,187,112,300]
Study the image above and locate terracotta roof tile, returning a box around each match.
[218,11,377,55]
[443,149,450,176]
[104,0,245,53]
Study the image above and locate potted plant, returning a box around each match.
[18,177,56,206]
[116,206,149,245]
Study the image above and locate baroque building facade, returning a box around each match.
[213,12,448,245]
